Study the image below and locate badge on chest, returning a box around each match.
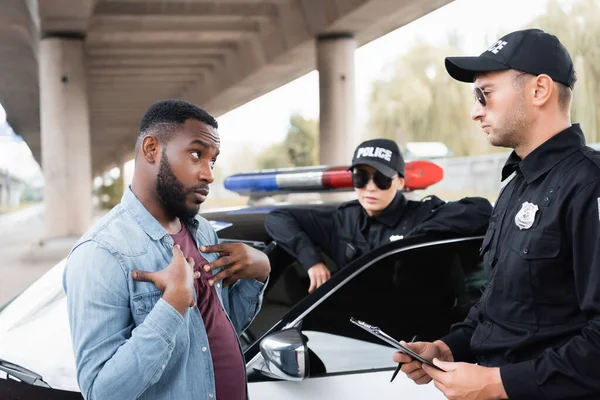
[515,202,539,230]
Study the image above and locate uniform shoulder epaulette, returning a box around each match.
[581,146,600,171]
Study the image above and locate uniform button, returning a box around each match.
[216,283,221,288]
[523,248,529,255]
[209,394,214,399]
[162,364,166,370]
[544,197,549,202]
[484,321,491,328]
[202,346,207,352]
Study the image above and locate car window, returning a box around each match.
[298,238,484,377]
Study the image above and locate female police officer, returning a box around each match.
[265,138,492,293]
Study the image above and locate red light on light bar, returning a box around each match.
[403,160,444,190]
[322,167,353,189]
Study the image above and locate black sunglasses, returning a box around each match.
[352,169,393,190]
[473,72,527,107]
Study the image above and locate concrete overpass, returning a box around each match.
[0,0,453,237]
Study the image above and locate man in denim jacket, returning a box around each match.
[63,99,270,400]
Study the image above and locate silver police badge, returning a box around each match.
[515,202,539,230]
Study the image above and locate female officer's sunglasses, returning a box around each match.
[351,169,393,190]
[473,72,527,107]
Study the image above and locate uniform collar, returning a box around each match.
[359,191,407,230]
[501,123,586,183]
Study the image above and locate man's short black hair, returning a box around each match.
[135,99,218,154]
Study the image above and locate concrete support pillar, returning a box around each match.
[316,33,357,166]
[39,36,92,237]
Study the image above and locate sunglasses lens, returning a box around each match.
[373,171,393,190]
[352,170,370,188]
[474,87,486,106]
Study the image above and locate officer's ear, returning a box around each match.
[396,175,405,191]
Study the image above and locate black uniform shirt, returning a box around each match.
[442,124,600,400]
[264,191,492,271]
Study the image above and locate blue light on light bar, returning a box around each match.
[224,172,278,193]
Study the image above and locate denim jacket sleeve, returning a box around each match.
[64,240,185,400]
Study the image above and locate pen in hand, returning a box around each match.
[390,334,418,383]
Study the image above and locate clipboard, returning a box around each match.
[350,317,444,371]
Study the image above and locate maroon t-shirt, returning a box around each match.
[171,224,246,400]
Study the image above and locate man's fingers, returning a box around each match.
[223,277,235,287]
[132,269,155,283]
[172,244,184,258]
[194,271,202,279]
[208,264,238,286]
[408,369,428,382]
[200,243,231,255]
[432,358,454,371]
[400,361,422,375]
[400,341,427,354]
[414,374,433,385]
[204,254,237,272]
[187,257,195,268]
[422,363,446,383]
[393,351,413,364]
[432,380,449,397]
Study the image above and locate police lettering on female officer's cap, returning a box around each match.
[445,28,576,88]
[348,138,405,178]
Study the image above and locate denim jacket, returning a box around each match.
[63,188,266,400]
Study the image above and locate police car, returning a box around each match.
[0,163,485,399]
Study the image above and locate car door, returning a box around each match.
[246,236,484,400]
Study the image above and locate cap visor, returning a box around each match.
[349,160,397,178]
[445,56,509,83]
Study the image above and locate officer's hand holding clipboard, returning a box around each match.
[349,317,444,371]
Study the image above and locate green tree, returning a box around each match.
[367,0,600,155]
[368,42,490,157]
[95,176,123,210]
[256,142,293,169]
[256,114,318,169]
[527,0,600,142]
[285,114,318,166]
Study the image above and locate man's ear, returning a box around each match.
[141,136,160,164]
[531,74,553,108]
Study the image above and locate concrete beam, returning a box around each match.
[86,29,257,44]
[37,0,95,34]
[94,1,278,19]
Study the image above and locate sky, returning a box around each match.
[0,0,568,182]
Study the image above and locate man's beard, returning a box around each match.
[156,150,208,220]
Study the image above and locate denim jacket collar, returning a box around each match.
[121,187,170,241]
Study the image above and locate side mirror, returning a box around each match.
[256,328,308,381]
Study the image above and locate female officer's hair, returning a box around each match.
[134,99,218,154]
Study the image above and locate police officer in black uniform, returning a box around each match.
[396,29,600,400]
[265,138,492,293]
